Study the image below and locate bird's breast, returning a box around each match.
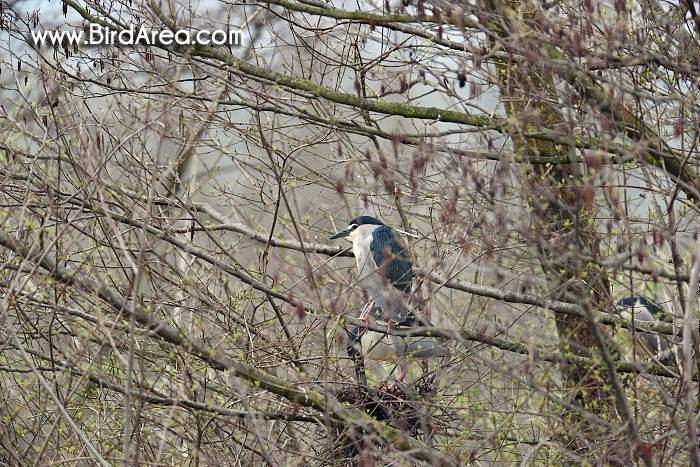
[352,235,375,277]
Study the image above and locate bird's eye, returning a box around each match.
[348,224,357,231]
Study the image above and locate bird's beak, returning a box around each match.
[329,229,350,240]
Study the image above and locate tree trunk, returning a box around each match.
[489,0,622,439]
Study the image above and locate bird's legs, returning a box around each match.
[387,362,410,391]
[397,363,409,382]
[386,318,395,334]
[360,300,375,325]
[351,301,375,346]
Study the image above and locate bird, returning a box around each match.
[330,216,414,324]
[330,215,449,384]
[615,296,675,365]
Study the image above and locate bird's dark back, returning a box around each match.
[616,295,666,320]
[370,225,413,293]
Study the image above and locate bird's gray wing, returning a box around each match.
[396,311,449,358]
[635,297,669,321]
[403,337,450,359]
[370,225,413,293]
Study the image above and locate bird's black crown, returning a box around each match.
[348,216,385,226]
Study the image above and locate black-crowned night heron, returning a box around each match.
[330,216,448,383]
[616,296,675,365]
